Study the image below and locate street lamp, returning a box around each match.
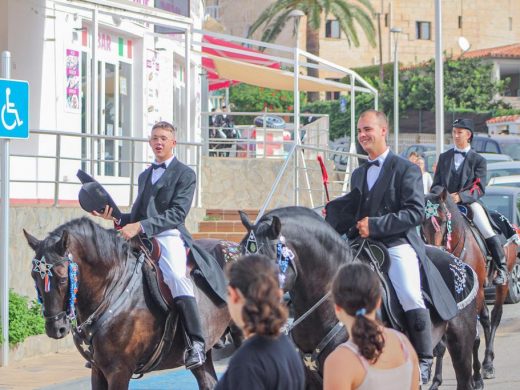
[390,27,402,154]
[289,9,305,145]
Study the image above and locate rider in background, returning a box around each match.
[324,263,419,390]
[215,254,305,390]
[330,109,451,384]
[431,118,508,285]
[93,121,208,370]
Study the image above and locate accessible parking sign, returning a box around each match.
[0,78,29,139]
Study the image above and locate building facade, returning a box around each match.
[0,0,203,204]
[206,0,520,83]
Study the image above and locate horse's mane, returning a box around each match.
[425,191,465,225]
[259,206,350,267]
[45,217,129,268]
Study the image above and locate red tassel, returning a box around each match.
[44,274,50,292]
[469,178,482,196]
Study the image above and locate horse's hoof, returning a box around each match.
[474,378,484,390]
[483,366,495,379]
[428,380,441,390]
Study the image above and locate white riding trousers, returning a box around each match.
[469,202,495,239]
[155,229,194,298]
[387,244,426,311]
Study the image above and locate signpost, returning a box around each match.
[0,51,29,367]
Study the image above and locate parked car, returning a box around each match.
[472,135,520,160]
[480,153,513,164]
[487,161,520,183]
[488,175,520,188]
[400,144,436,159]
[481,186,520,303]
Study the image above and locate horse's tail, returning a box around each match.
[457,264,479,311]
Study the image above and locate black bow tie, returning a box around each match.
[366,160,380,168]
[152,162,166,170]
[454,150,467,157]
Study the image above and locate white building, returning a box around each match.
[0,0,203,205]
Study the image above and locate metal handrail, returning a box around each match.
[10,129,203,207]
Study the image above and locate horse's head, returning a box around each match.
[23,229,77,339]
[422,189,456,250]
[238,211,298,292]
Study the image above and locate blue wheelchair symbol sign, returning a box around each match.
[0,79,29,139]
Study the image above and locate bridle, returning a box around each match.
[426,199,465,256]
[32,252,79,323]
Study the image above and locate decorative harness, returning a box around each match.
[244,229,349,383]
[426,199,455,252]
[32,253,79,322]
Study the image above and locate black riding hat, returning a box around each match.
[77,170,122,220]
[452,118,474,141]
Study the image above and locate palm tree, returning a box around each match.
[249,0,376,101]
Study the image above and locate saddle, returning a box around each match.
[457,205,518,271]
[350,238,478,332]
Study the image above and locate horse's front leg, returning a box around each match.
[429,337,446,390]
[191,350,218,390]
[483,286,507,379]
[91,364,108,390]
[104,367,133,390]
[473,332,484,390]
[478,300,493,379]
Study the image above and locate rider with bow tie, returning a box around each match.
[431,118,508,286]
[327,110,460,384]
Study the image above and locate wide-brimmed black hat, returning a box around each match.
[77,170,122,220]
[452,118,474,140]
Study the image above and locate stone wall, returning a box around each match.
[199,156,334,209]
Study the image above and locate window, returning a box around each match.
[458,16,462,29]
[416,21,431,40]
[326,78,341,100]
[484,140,500,154]
[384,13,389,28]
[509,17,513,31]
[325,20,340,39]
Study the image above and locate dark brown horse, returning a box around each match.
[23,217,240,390]
[240,206,479,390]
[422,190,518,388]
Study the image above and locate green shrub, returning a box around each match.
[0,290,45,345]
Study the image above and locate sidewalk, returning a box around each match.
[0,350,88,390]
[0,346,232,390]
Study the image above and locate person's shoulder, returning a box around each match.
[174,159,196,176]
[469,149,485,162]
[324,344,364,388]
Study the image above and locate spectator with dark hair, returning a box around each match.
[215,255,305,390]
[416,157,433,194]
[408,151,419,164]
[324,263,419,390]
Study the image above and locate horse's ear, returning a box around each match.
[267,216,282,240]
[53,230,69,255]
[239,210,253,231]
[23,229,41,251]
[440,188,448,202]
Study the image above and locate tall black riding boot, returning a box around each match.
[175,296,206,370]
[486,235,508,286]
[405,308,433,385]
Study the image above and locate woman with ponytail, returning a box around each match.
[215,254,305,390]
[324,263,419,390]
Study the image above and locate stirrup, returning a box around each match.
[184,341,206,370]
[419,358,432,384]
[493,269,508,286]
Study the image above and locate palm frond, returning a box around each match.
[248,0,295,37]
[261,9,293,43]
[331,1,375,47]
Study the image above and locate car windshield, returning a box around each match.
[481,194,514,221]
[498,143,520,160]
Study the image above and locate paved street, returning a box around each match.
[1,302,520,389]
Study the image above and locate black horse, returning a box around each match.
[24,217,241,390]
[240,206,479,390]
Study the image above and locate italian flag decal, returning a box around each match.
[118,38,133,59]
